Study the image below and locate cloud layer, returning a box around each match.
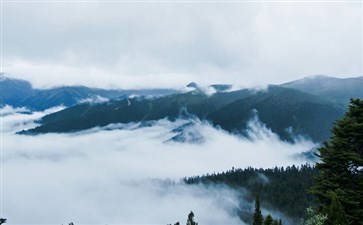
[1,106,315,224]
[3,2,362,89]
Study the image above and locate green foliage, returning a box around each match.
[263,215,273,225]
[300,207,327,225]
[253,195,263,225]
[185,164,317,222]
[328,193,348,225]
[312,99,363,225]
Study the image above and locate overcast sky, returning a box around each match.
[2,1,362,89]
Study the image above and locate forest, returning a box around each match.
[184,164,317,224]
[185,99,363,225]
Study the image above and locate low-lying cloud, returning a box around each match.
[1,106,315,224]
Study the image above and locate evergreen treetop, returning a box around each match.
[312,99,363,224]
[186,211,198,225]
[263,215,273,225]
[253,195,264,225]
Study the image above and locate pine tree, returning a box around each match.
[263,215,273,225]
[312,99,363,224]
[329,193,348,225]
[253,195,263,225]
[186,211,198,225]
[0,218,6,225]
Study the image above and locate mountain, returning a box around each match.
[21,88,252,133]
[22,85,345,143]
[282,75,363,106]
[0,76,35,108]
[0,75,178,110]
[207,86,343,142]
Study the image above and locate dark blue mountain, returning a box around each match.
[0,74,178,110]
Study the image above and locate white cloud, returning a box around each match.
[2,2,361,89]
[0,106,64,133]
[1,107,315,224]
[78,95,109,104]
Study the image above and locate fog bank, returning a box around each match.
[1,107,315,224]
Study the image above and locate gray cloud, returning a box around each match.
[2,106,314,224]
[2,2,362,89]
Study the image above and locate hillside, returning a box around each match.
[22,85,345,143]
[282,75,363,106]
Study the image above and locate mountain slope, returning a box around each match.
[23,86,345,143]
[23,89,252,134]
[207,86,344,142]
[282,75,363,106]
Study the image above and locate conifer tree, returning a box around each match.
[329,193,348,225]
[312,99,363,224]
[263,215,273,225]
[0,218,6,225]
[186,211,198,225]
[253,195,263,225]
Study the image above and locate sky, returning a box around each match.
[1,1,362,89]
[1,106,314,224]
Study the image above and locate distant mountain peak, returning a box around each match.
[283,75,335,85]
[210,84,232,92]
[186,82,199,88]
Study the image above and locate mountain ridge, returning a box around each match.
[21,85,346,143]
[0,74,179,110]
[5,74,363,143]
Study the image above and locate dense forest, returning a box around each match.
[184,164,317,224]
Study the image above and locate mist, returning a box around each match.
[1,106,315,224]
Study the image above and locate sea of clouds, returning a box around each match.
[1,106,315,224]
